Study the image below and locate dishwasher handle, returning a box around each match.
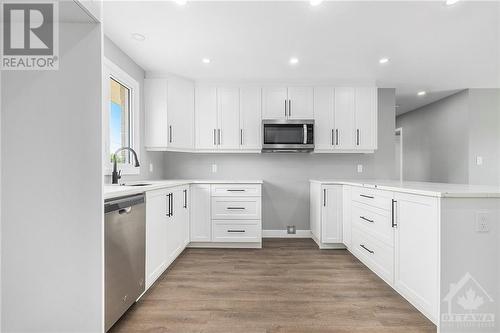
[105,194,145,214]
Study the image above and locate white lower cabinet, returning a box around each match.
[145,185,189,289]
[190,183,262,247]
[310,183,343,249]
[393,192,439,323]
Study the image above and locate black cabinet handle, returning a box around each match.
[392,199,397,228]
[288,99,291,117]
[227,189,245,192]
[360,194,374,199]
[331,129,334,146]
[356,129,360,146]
[228,230,245,233]
[183,189,187,209]
[323,189,326,207]
[213,129,217,145]
[226,207,246,210]
[284,99,287,117]
[170,193,173,217]
[360,244,374,254]
[166,193,172,217]
[169,125,173,143]
[360,216,374,223]
[336,129,339,146]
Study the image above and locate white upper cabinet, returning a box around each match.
[313,87,335,150]
[168,78,195,150]
[195,85,218,150]
[239,87,262,150]
[262,87,288,119]
[145,79,168,148]
[217,87,240,150]
[355,87,378,150]
[334,87,356,150]
[262,86,313,120]
[145,77,195,151]
[287,87,314,119]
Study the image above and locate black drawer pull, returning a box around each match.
[360,244,374,254]
[227,189,246,192]
[360,194,374,199]
[360,216,374,223]
[227,207,246,210]
[228,230,245,233]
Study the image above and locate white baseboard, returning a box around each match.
[262,230,312,238]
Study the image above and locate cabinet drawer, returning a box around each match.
[351,227,394,285]
[211,184,261,197]
[352,202,394,247]
[212,221,261,242]
[211,197,261,220]
[351,187,393,211]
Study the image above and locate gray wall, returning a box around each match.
[396,90,470,183]
[1,23,103,332]
[396,89,500,186]
[104,36,164,182]
[164,89,396,230]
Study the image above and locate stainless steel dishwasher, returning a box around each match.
[105,194,145,332]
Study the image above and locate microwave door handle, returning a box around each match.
[303,124,307,144]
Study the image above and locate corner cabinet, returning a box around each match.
[313,87,377,153]
[195,85,262,152]
[145,77,195,151]
[310,183,343,249]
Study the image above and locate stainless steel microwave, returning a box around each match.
[262,119,314,152]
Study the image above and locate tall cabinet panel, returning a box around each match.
[355,87,378,150]
[217,87,240,150]
[195,86,218,150]
[240,87,262,150]
[313,87,335,150]
[190,184,212,242]
[334,87,356,150]
[144,79,168,148]
[168,78,195,150]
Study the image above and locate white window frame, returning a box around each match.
[103,58,141,176]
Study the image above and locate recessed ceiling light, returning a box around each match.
[289,57,299,65]
[379,57,390,64]
[202,58,211,64]
[174,0,187,5]
[417,91,427,96]
[131,33,146,41]
[310,0,323,6]
[445,0,460,6]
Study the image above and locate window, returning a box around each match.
[104,59,140,175]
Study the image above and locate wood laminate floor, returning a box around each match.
[110,238,436,333]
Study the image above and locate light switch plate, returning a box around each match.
[357,164,363,173]
[149,163,154,173]
[476,156,483,166]
[476,211,490,233]
[211,164,217,173]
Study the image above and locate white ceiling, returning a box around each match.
[103,1,500,114]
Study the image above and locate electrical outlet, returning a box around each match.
[287,225,296,234]
[476,211,490,233]
[476,156,483,166]
[357,164,363,173]
[211,164,217,173]
[149,163,154,173]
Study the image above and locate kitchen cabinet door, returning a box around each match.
[394,192,439,322]
[355,87,377,150]
[145,189,169,289]
[262,87,287,119]
[190,184,212,242]
[313,87,335,150]
[321,185,343,244]
[167,78,195,150]
[334,87,356,150]
[178,186,190,248]
[145,79,168,149]
[287,87,314,119]
[342,185,352,248]
[240,87,262,150]
[217,87,240,150]
[195,85,218,150]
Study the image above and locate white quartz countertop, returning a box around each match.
[104,180,263,200]
[309,179,500,198]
